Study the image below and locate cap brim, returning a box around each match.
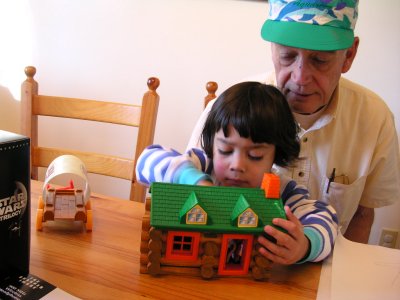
[261,20,354,51]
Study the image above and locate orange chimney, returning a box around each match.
[261,173,280,199]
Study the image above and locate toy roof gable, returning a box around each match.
[150,182,286,234]
[231,194,251,220]
[178,191,206,223]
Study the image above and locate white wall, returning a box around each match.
[0,0,399,246]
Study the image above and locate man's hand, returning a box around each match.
[257,206,310,265]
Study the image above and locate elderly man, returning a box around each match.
[187,0,400,244]
[136,0,399,261]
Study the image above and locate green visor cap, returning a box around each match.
[261,0,358,51]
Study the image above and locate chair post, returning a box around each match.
[204,81,218,108]
[21,66,39,179]
[131,77,160,202]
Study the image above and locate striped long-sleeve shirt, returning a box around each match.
[136,144,338,263]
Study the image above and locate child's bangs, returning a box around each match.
[219,100,279,145]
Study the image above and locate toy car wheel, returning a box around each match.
[38,196,44,209]
[85,199,91,210]
[85,210,93,231]
[36,209,44,231]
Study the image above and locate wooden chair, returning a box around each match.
[204,81,218,108]
[21,66,160,203]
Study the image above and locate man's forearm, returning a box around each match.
[344,205,374,244]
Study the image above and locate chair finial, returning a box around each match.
[204,81,218,107]
[147,77,160,91]
[24,66,36,79]
[206,81,218,95]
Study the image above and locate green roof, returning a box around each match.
[150,182,286,234]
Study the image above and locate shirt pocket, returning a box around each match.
[321,176,366,233]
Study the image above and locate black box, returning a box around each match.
[0,130,30,279]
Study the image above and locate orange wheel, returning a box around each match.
[85,199,91,210]
[38,196,44,209]
[36,209,43,231]
[85,210,93,231]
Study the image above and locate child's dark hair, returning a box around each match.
[201,81,300,167]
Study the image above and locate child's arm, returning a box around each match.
[257,178,338,264]
[135,144,213,186]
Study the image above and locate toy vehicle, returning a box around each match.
[35,155,92,231]
[36,180,92,231]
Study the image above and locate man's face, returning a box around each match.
[271,43,354,114]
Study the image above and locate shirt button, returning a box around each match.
[298,171,305,177]
[303,137,308,143]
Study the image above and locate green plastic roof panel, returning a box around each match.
[150,182,286,234]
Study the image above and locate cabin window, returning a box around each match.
[165,231,200,261]
[238,209,258,227]
[186,205,207,224]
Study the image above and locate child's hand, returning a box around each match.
[257,206,310,265]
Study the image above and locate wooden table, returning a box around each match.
[29,180,321,299]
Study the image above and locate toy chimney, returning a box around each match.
[261,173,280,199]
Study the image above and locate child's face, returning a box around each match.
[212,125,275,188]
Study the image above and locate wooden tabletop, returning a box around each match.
[29,180,321,299]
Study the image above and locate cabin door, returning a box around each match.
[218,234,253,276]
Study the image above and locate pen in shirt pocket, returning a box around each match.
[326,168,350,193]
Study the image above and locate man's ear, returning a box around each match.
[342,37,360,73]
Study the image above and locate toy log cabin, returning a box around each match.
[140,173,286,280]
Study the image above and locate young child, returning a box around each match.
[136,82,338,265]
